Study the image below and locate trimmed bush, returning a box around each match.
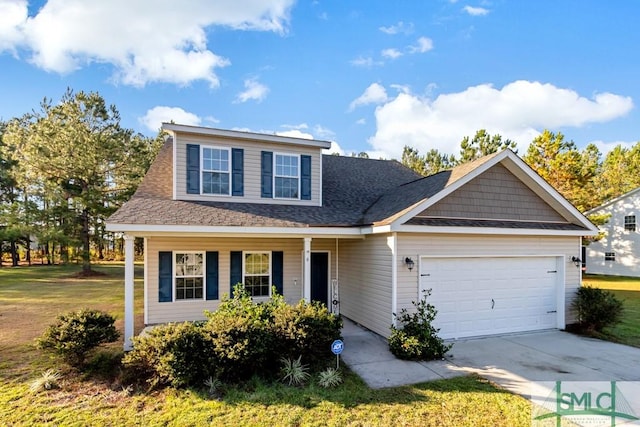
[271,297,342,365]
[38,309,119,367]
[123,321,215,388]
[124,286,343,388]
[389,290,452,360]
[204,286,277,381]
[572,286,624,332]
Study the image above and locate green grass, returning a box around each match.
[0,263,532,426]
[583,274,640,347]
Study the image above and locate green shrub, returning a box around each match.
[572,285,624,332]
[389,290,452,360]
[122,321,215,388]
[280,355,310,386]
[271,297,342,365]
[38,309,119,367]
[124,285,343,387]
[204,285,276,381]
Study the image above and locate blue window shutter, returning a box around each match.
[158,251,173,302]
[261,151,273,198]
[230,251,243,297]
[272,251,283,296]
[206,251,219,300]
[186,144,200,194]
[231,148,244,196]
[300,155,311,200]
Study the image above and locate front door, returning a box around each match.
[310,252,329,306]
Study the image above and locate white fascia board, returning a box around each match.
[105,223,365,238]
[585,186,640,215]
[162,123,332,149]
[385,224,598,237]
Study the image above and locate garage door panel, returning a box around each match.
[420,256,560,339]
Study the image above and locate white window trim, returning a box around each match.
[242,250,272,299]
[173,251,206,301]
[624,214,636,231]
[201,145,231,196]
[604,252,616,262]
[273,152,300,200]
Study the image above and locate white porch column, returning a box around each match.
[123,234,135,351]
[303,237,312,302]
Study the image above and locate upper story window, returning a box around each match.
[202,147,230,195]
[605,252,616,262]
[274,154,299,199]
[624,215,636,231]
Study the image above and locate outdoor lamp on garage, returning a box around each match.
[571,256,582,268]
[405,257,415,271]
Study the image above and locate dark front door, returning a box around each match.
[311,252,329,306]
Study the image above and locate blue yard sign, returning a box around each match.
[331,339,344,369]
[331,339,344,355]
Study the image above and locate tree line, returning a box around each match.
[0,89,163,271]
[3,90,638,269]
[401,128,640,213]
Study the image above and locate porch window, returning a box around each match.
[624,215,636,231]
[244,252,271,297]
[174,252,204,300]
[274,154,299,199]
[604,252,616,262]
[202,147,230,195]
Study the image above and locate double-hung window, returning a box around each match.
[274,154,299,199]
[605,252,616,262]
[174,252,204,300]
[244,252,271,297]
[624,215,636,231]
[202,147,230,195]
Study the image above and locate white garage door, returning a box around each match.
[419,256,559,339]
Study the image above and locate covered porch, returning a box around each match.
[120,232,363,350]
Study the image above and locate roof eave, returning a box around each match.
[162,123,332,149]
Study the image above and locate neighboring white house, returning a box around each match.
[585,187,640,277]
[106,123,598,350]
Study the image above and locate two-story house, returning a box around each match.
[106,123,597,349]
[585,187,640,277]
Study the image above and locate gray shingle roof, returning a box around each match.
[107,141,588,232]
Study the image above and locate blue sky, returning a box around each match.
[0,0,638,159]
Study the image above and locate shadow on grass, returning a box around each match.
[177,369,515,410]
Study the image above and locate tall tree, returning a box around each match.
[401,146,453,176]
[457,129,517,164]
[4,89,159,273]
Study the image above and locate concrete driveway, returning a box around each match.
[447,331,640,396]
[341,318,640,396]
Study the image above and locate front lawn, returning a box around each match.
[0,263,532,426]
[582,274,640,347]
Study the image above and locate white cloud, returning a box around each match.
[350,56,379,68]
[463,5,489,16]
[379,21,414,35]
[356,118,366,125]
[324,141,345,155]
[139,106,202,132]
[381,48,403,59]
[276,129,314,139]
[368,80,634,159]
[590,140,636,156]
[408,36,433,54]
[0,0,294,87]
[349,83,389,111]
[235,78,269,103]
